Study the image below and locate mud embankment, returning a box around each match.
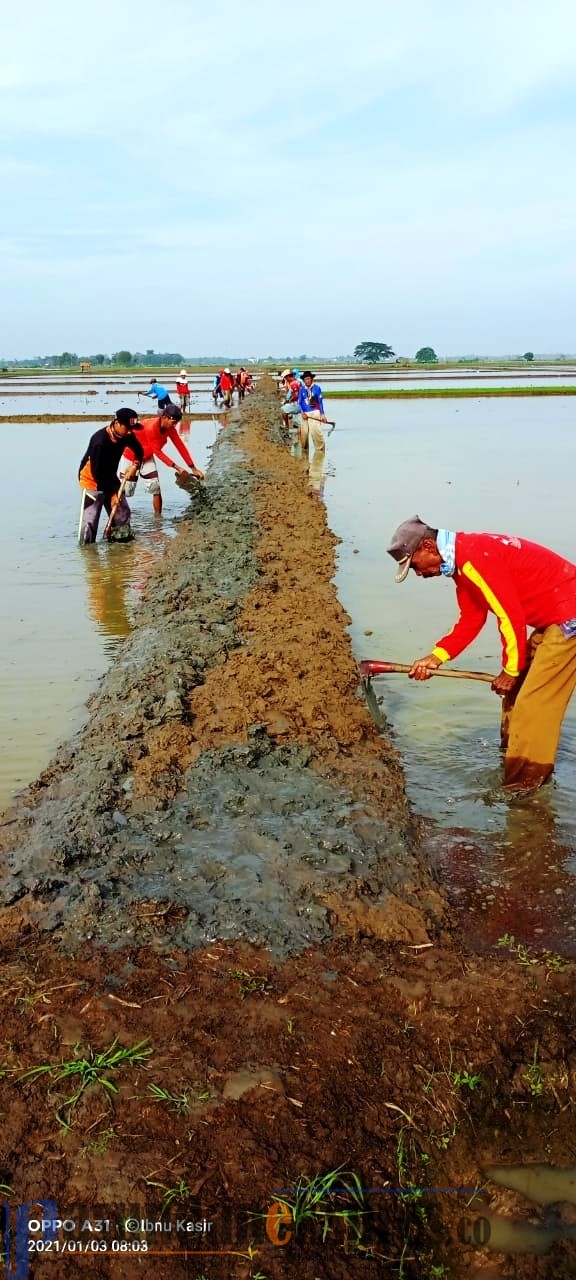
[0,383,442,954]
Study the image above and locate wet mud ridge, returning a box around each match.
[0,384,442,953]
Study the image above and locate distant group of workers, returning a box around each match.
[212,367,254,409]
[279,368,329,451]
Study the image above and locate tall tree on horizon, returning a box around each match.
[353,341,394,363]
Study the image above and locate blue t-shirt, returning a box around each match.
[143,382,168,400]
[298,382,324,415]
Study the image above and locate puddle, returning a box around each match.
[486,1163,576,1206]
[222,1066,284,1100]
[474,1165,576,1257]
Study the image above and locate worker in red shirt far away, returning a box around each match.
[219,368,235,408]
[386,515,576,794]
[122,404,204,515]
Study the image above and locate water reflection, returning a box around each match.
[81,544,134,642]
[307,449,326,497]
[79,533,172,650]
[425,788,576,952]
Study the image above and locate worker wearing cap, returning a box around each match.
[298,370,327,451]
[386,516,576,792]
[219,368,235,408]
[78,408,143,543]
[176,370,190,413]
[141,377,173,412]
[280,368,301,431]
[122,403,204,516]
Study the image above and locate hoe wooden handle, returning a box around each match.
[358,659,494,684]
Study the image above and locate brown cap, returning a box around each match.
[387,515,432,582]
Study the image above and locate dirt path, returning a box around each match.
[0,383,574,1279]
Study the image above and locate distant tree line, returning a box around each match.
[0,349,185,369]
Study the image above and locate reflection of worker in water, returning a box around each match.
[307,449,326,497]
[81,544,133,639]
[387,516,576,794]
[439,795,576,953]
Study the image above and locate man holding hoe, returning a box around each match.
[78,408,144,543]
[387,515,576,793]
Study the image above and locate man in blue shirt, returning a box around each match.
[140,377,173,411]
[297,371,327,451]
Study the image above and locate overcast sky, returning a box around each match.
[2,0,576,357]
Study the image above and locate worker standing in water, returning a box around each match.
[78,408,143,543]
[176,370,190,413]
[140,377,173,412]
[386,515,576,794]
[298,370,327,451]
[122,403,204,515]
[219,368,235,408]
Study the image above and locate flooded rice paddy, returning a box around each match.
[0,413,216,811]
[323,393,576,952]
[3,375,576,951]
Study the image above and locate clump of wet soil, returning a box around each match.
[0,382,574,1279]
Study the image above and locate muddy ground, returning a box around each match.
[0,382,574,1280]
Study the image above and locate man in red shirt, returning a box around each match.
[122,403,204,515]
[387,515,576,793]
[219,368,235,409]
[280,368,301,431]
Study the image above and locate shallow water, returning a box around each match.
[322,376,576,392]
[0,387,216,416]
[0,416,216,812]
[322,395,576,951]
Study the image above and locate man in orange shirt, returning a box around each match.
[122,404,204,515]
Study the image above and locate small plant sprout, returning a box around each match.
[147,1084,191,1115]
[145,1178,190,1216]
[269,1167,367,1242]
[19,1038,152,1130]
[523,1042,545,1097]
[228,969,272,999]
[451,1070,482,1091]
[147,1082,213,1112]
[497,934,566,972]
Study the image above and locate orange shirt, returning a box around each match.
[123,416,196,470]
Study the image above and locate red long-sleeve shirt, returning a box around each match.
[432,532,576,677]
[123,416,197,471]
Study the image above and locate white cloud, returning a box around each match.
[2,0,576,352]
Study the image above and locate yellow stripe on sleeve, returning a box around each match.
[461,560,519,676]
[432,646,450,663]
